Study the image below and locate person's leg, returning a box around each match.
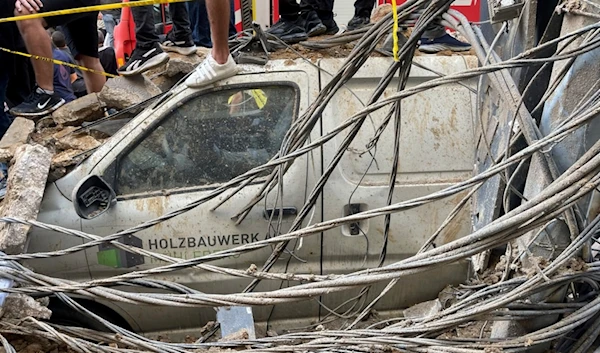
[280,0,301,21]
[267,0,308,43]
[160,2,197,55]
[63,17,106,92]
[229,0,237,37]
[14,10,53,91]
[298,0,326,36]
[131,5,159,48]
[302,0,337,34]
[207,0,230,65]
[195,0,213,47]
[10,6,66,117]
[354,0,375,17]
[418,4,470,53]
[102,13,116,47]
[185,0,238,88]
[78,56,106,93]
[119,3,169,75]
[348,0,374,30]
[0,71,12,139]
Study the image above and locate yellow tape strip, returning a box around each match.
[391,0,399,62]
[0,47,117,78]
[0,0,190,23]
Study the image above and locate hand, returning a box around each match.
[15,0,43,13]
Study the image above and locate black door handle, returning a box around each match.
[263,207,297,220]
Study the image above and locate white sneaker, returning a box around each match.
[185,53,238,88]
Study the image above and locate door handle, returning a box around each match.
[263,207,297,220]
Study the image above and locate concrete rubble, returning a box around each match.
[0,294,51,320]
[0,144,52,254]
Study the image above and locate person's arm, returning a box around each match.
[70,73,77,83]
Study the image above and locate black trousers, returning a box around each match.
[353,0,445,38]
[279,0,335,21]
[353,0,375,18]
[132,3,192,48]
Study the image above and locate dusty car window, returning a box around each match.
[116,85,298,195]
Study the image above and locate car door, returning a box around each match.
[80,67,323,334]
[319,56,477,317]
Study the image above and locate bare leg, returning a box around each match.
[15,10,53,91]
[78,56,106,93]
[206,0,230,64]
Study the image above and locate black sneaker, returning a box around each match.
[160,30,197,56]
[419,34,472,53]
[347,15,370,31]
[267,19,308,43]
[117,43,170,76]
[9,88,65,118]
[322,18,339,35]
[302,11,326,37]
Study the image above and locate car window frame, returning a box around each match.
[106,81,301,201]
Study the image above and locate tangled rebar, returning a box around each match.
[0,0,599,352]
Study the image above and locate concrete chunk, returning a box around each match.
[52,93,105,126]
[0,118,34,150]
[403,299,442,319]
[98,75,161,110]
[0,118,35,162]
[165,53,201,77]
[0,294,51,320]
[0,144,52,254]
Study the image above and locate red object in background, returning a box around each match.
[113,0,136,69]
[377,0,480,23]
[113,2,172,68]
[272,0,279,26]
[234,0,243,32]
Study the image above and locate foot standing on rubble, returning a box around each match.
[268,0,339,43]
[117,1,196,76]
[10,0,106,118]
[184,0,238,88]
[348,0,471,53]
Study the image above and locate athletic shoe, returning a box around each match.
[160,30,197,56]
[9,88,65,118]
[185,53,238,88]
[302,11,326,37]
[322,18,340,35]
[267,19,308,43]
[347,15,370,31]
[419,34,472,53]
[117,43,169,76]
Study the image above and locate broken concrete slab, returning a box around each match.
[165,53,201,77]
[52,149,84,169]
[56,133,102,152]
[403,299,442,319]
[0,118,34,151]
[0,144,52,254]
[99,75,161,110]
[0,294,51,320]
[52,93,104,126]
[0,118,35,163]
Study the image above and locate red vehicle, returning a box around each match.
[113,1,173,68]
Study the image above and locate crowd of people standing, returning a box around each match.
[0,0,470,136]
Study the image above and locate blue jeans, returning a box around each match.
[188,0,237,48]
[102,13,118,48]
[0,72,13,139]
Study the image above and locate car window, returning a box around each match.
[115,85,298,195]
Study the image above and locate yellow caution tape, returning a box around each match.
[391,0,399,61]
[0,47,117,78]
[0,0,190,23]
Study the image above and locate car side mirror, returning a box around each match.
[72,175,116,220]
